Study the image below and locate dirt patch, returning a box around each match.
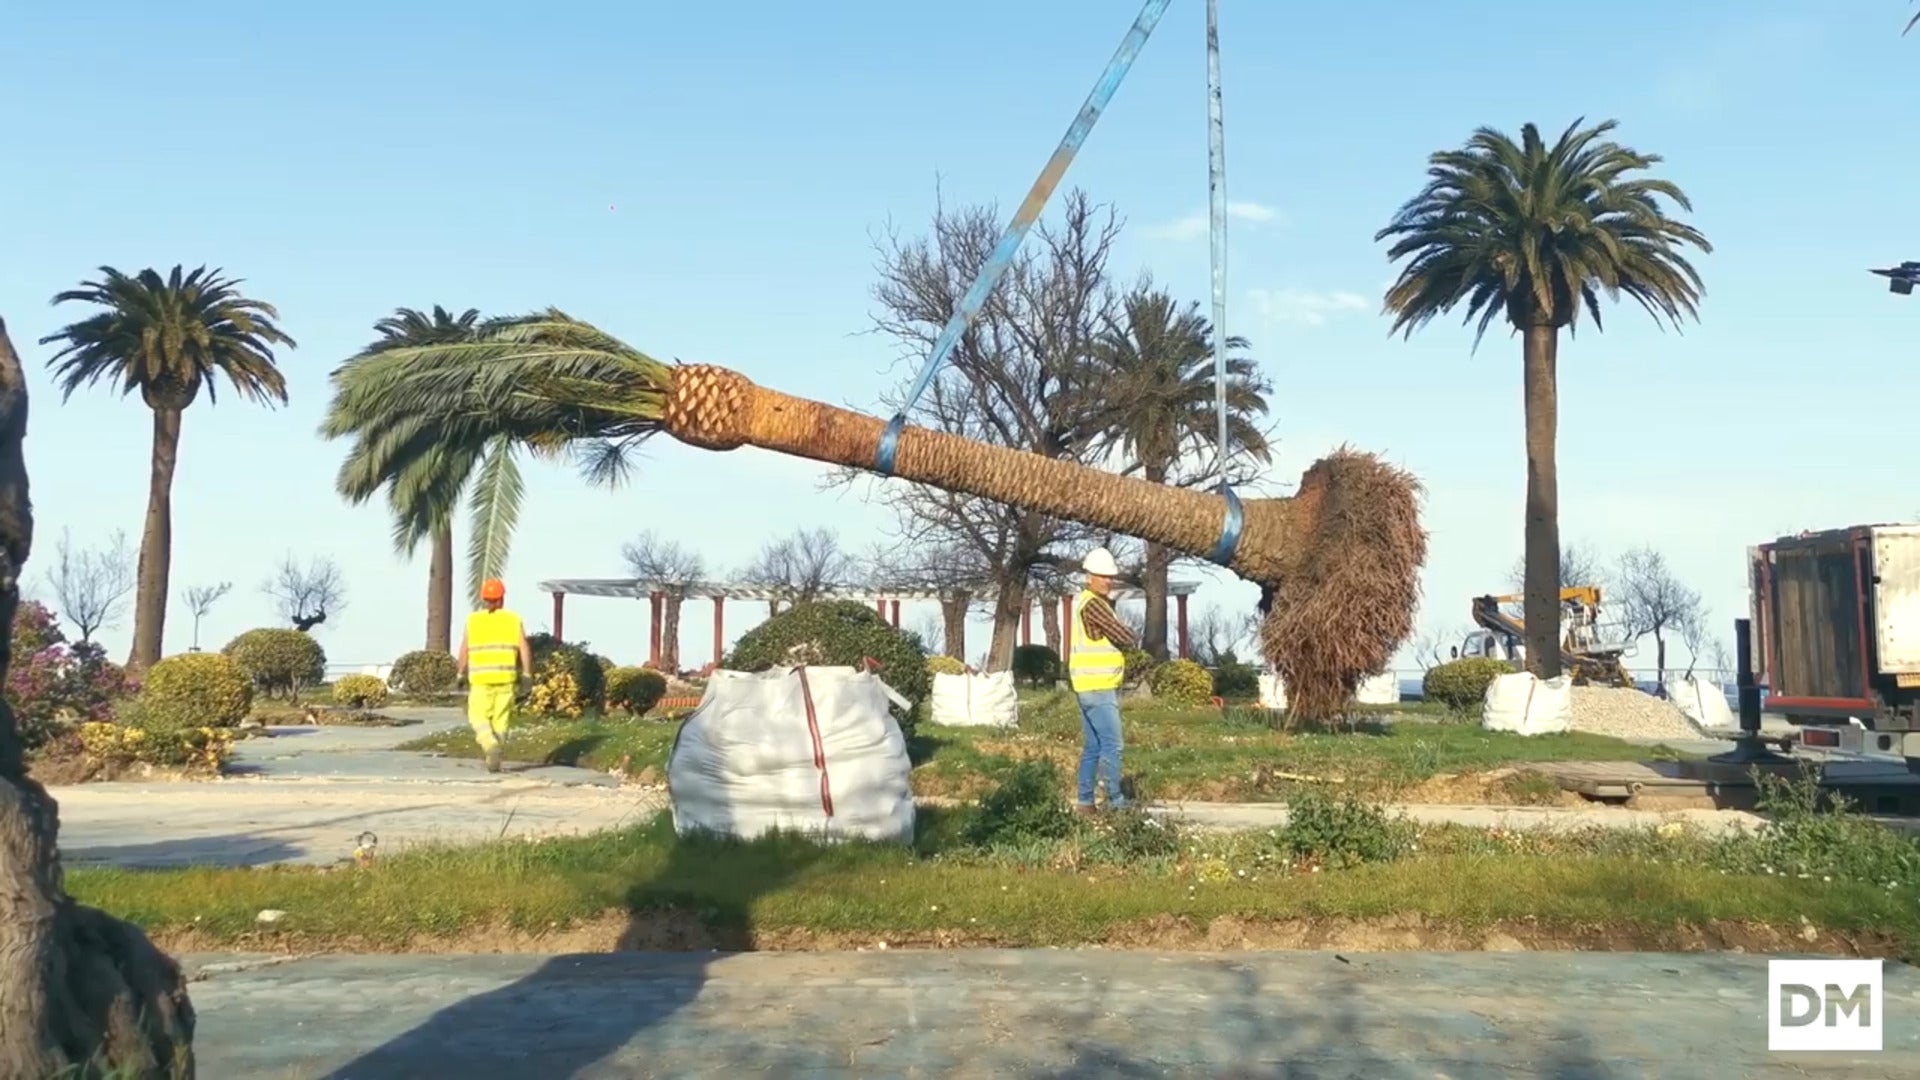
[147,910,1907,960]
[27,753,213,786]
[1398,769,1586,807]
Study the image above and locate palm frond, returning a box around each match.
[465,437,524,604]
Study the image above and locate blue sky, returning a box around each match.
[2,1,1913,676]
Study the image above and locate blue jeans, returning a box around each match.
[1076,689,1125,808]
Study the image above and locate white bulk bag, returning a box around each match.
[667,666,916,844]
[1354,672,1401,705]
[931,670,1019,728]
[1481,672,1573,735]
[1663,674,1730,732]
[1258,673,1288,710]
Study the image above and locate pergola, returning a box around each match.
[535,577,1204,669]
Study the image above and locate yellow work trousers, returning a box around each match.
[466,681,516,751]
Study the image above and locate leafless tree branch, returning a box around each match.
[43,528,133,643]
[262,553,347,632]
[180,581,232,651]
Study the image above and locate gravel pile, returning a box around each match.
[1567,686,1703,741]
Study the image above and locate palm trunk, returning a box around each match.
[1139,466,1172,661]
[0,318,195,1075]
[661,365,1426,721]
[425,521,454,653]
[128,407,182,671]
[939,591,970,662]
[1521,325,1562,679]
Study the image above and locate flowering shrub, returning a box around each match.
[388,649,458,694]
[140,652,254,731]
[7,603,137,752]
[332,674,389,709]
[1149,659,1214,706]
[526,653,587,718]
[77,721,233,773]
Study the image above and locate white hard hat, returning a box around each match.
[1081,547,1120,577]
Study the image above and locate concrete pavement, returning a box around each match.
[182,950,1920,1078]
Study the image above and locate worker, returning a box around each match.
[457,577,532,773]
[1069,547,1137,814]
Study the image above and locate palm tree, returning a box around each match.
[1082,286,1273,659]
[1376,119,1708,677]
[41,266,295,670]
[325,306,486,653]
[327,310,1426,721]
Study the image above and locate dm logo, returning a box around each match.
[1768,959,1882,1052]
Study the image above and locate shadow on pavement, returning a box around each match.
[61,831,307,869]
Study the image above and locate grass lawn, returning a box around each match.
[402,690,1681,803]
[67,805,1920,959]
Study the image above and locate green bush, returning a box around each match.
[1119,648,1156,687]
[1211,660,1261,702]
[389,649,458,694]
[1010,644,1060,688]
[139,652,254,732]
[927,655,968,677]
[606,666,669,716]
[963,760,1077,848]
[525,633,606,712]
[331,674,389,709]
[1272,789,1415,869]
[1422,657,1515,711]
[1149,658,1213,706]
[223,628,326,700]
[727,600,930,736]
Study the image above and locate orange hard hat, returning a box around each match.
[479,578,506,601]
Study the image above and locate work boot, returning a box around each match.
[1074,803,1098,817]
[485,746,502,773]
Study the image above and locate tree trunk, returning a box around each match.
[127,407,183,671]
[0,318,196,1075]
[1654,631,1667,687]
[939,591,969,662]
[661,594,683,672]
[1041,598,1061,655]
[983,577,1024,673]
[1521,325,1563,679]
[425,521,454,653]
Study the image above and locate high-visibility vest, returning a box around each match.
[465,609,524,685]
[1068,589,1125,693]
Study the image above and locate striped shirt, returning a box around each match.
[1078,591,1137,650]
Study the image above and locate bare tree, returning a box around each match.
[739,527,858,608]
[1507,541,1610,594]
[1409,624,1472,670]
[622,531,705,671]
[42,528,134,643]
[1614,546,1704,686]
[180,580,233,651]
[262,553,347,632]
[1188,605,1247,666]
[834,189,1121,671]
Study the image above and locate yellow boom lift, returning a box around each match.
[1459,587,1635,686]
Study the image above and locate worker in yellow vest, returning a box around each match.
[457,578,532,773]
[1069,547,1137,814]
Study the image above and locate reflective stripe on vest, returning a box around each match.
[1068,589,1125,693]
[466,609,524,685]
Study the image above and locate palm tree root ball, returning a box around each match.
[666,365,1428,722]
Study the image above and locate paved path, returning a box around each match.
[183,950,1920,1078]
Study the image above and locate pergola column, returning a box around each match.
[648,591,664,667]
[889,599,901,628]
[1176,593,1191,660]
[712,596,726,668]
[551,592,566,642]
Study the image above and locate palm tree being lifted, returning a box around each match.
[1377,118,1709,678]
[42,265,295,670]
[328,313,1426,721]
[1082,285,1273,660]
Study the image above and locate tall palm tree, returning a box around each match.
[329,310,1427,721]
[325,306,485,653]
[41,266,295,670]
[1376,118,1708,677]
[1083,286,1273,659]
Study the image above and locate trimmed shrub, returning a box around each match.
[526,633,605,712]
[1150,658,1214,706]
[78,719,234,773]
[926,655,968,677]
[1211,660,1261,703]
[332,674,389,709]
[1119,648,1156,687]
[727,600,930,736]
[140,652,254,731]
[223,628,326,700]
[1422,657,1516,711]
[606,666,669,716]
[1010,644,1061,688]
[389,649,458,694]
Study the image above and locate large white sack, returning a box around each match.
[931,670,1019,728]
[1354,672,1401,705]
[668,666,916,844]
[1258,673,1288,710]
[1481,672,1573,735]
[1664,674,1731,731]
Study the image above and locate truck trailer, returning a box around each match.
[1749,524,1920,769]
